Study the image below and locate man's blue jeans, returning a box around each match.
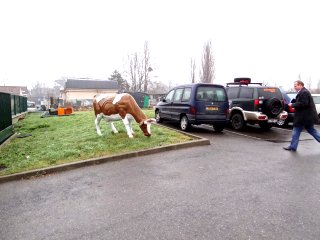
[290,125,320,150]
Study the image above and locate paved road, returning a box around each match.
[1,125,320,240]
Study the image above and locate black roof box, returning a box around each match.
[234,78,251,84]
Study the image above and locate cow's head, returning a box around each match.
[139,118,156,137]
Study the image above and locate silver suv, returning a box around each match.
[226,78,288,130]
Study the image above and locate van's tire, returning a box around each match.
[231,113,246,130]
[180,115,190,131]
[155,110,163,123]
[262,98,282,117]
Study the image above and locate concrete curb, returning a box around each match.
[0,126,210,184]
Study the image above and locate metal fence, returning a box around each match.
[11,94,27,116]
[0,92,27,144]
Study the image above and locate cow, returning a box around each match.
[93,93,155,138]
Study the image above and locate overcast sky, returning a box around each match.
[1,0,319,91]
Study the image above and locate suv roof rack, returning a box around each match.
[226,82,263,87]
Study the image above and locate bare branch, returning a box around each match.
[190,57,196,83]
[199,41,215,83]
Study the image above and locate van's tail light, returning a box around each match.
[189,106,196,115]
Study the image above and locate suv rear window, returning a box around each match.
[196,86,227,101]
[239,88,254,99]
[258,88,282,99]
[226,87,239,99]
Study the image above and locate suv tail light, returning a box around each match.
[189,106,196,115]
[258,115,267,120]
[254,99,259,106]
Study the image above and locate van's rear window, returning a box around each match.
[196,87,227,101]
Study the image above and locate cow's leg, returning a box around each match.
[122,115,134,138]
[95,113,104,136]
[129,118,135,135]
[110,122,119,134]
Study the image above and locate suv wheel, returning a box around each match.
[180,115,190,131]
[231,113,246,130]
[155,110,163,123]
[259,121,273,130]
[263,98,282,117]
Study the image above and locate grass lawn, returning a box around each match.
[0,109,194,176]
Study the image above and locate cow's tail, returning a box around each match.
[93,99,101,116]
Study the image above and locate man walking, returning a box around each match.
[283,80,320,151]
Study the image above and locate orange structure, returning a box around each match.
[57,107,73,116]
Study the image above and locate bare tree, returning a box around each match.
[29,82,59,104]
[298,74,302,80]
[54,76,68,88]
[307,77,312,91]
[128,52,139,91]
[148,80,170,94]
[143,41,152,92]
[127,41,153,92]
[199,41,215,83]
[190,57,196,83]
[316,79,320,93]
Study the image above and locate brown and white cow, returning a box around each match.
[93,93,155,138]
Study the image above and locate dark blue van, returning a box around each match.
[154,83,229,132]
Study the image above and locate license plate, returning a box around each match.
[268,119,277,123]
[206,106,218,111]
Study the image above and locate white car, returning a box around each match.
[312,94,320,118]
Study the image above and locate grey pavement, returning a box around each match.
[1,126,320,240]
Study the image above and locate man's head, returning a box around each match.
[294,80,304,92]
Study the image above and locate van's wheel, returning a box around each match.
[180,115,190,131]
[231,113,246,130]
[155,110,163,123]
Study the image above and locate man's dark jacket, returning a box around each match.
[292,87,318,127]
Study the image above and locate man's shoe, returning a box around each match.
[283,146,296,152]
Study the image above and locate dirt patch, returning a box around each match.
[0,164,7,172]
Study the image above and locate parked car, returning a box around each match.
[226,78,287,130]
[276,92,297,127]
[312,94,320,118]
[154,83,229,132]
[27,101,37,112]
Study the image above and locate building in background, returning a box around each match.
[60,78,119,107]
[0,86,28,97]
